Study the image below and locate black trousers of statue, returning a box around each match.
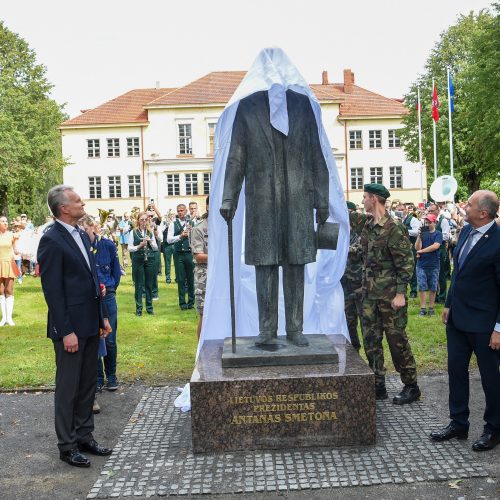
[255,264,304,336]
[53,334,99,451]
[446,320,500,433]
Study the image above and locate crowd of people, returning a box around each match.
[4,181,496,468]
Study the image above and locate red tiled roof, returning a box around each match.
[61,88,177,127]
[61,72,406,127]
[337,86,407,117]
[147,71,247,106]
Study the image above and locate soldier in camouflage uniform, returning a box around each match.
[360,183,421,405]
[190,196,209,340]
[341,202,367,351]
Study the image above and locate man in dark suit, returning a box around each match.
[37,185,113,467]
[431,190,500,451]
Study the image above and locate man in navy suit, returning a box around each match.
[430,190,500,451]
[37,185,113,467]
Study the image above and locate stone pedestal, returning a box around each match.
[190,338,375,453]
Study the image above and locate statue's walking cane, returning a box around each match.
[227,219,236,353]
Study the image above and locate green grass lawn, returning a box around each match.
[0,271,458,390]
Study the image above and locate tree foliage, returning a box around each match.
[0,21,67,223]
[400,5,500,199]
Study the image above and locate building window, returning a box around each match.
[178,124,192,155]
[370,167,383,184]
[369,130,382,149]
[349,130,362,149]
[128,175,141,197]
[388,129,401,148]
[166,174,180,196]
[87,139,100,158]
[350,168,363,190]
[208,123,216,156]
[89,176,102,199]
[127,137,140,156]
[107,138,120,157]
[203,173,211,195]
[108,176,122,198]
[389,166,403,188]
[185,173,198,195]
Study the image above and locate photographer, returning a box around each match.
[415,214,442,317]
[128,211,158,316]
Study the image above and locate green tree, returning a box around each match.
[400,6,500,198]
[0,21,67,223]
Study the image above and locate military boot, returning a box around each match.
[393,384,421,405]
[286,331,309,347]
[255,331,276,346]
[375,385,388,400]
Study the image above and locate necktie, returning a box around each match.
[458,229,478,269]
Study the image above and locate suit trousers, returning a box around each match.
[255,264,304,336]
[173,251,194,307]
[446,321,500,433]
[132,254,155,313]
[53,334,99,451]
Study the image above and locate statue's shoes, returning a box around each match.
[254,332,276,346]
[286,332,309,347]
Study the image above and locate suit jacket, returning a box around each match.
[446,222,500,333]
[37,221,105,340]
[222,89,329,266]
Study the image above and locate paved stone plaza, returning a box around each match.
[88,379,489,498]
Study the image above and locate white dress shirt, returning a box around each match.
[56,219,90,268]
[127,228,158,252]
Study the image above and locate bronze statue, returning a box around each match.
[220,89,329,347]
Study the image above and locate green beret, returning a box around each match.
[364,183,390,200]
[346,201,357,210]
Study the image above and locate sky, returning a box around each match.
[1,0,492,118]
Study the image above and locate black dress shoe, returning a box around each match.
[430,422,468,441]
[135,310,142,317]
[78,439,112,456]
[472,432,500,451]
[60,448,91,467]
[393,384,421,405]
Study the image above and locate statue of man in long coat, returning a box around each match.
[220,88,329,346]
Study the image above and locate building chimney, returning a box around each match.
[343,69,355,94]
[155,80,160,89]
[322,70,329,85]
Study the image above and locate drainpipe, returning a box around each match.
[343,120,349,201]
[140,125,146,210]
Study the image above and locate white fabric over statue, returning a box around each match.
[199,47,349,353]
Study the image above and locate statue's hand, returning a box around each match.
[220,200,236,222]
[316,208,329,225]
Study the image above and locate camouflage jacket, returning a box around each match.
[341,212,368,296]
[360,212,414,298]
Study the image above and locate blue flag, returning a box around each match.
[448,73,455,112]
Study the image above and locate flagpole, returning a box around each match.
[432,78,437,180]
[447,68,454,178]
[417,88,423,201]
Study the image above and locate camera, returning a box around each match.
[420,225,430,233]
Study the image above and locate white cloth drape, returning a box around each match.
[199,47,349,351]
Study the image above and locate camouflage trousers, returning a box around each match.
[194,264,207,314]
[344,292,362,351]
[361,297,417,388]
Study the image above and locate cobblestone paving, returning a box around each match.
[88,381,488,498]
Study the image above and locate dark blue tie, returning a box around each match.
[458,229,478,269]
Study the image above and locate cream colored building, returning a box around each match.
[60,69,425,218]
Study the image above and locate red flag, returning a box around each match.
[431,84,439,122]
